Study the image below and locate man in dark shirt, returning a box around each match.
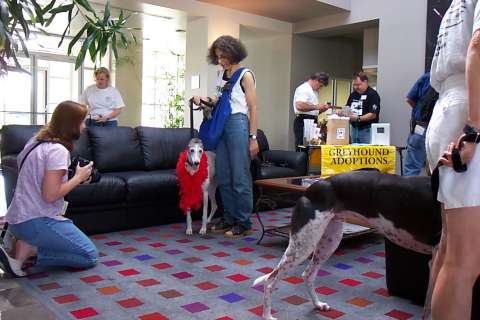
[404,72,438,176]
[346,72,381,144]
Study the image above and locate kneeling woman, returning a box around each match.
[0,101,98,276]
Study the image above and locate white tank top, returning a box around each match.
[215,68,255,115]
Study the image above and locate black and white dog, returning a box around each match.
[177,138,218,236]
[253,170,441,320]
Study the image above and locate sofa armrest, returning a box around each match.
[262,150,307,175]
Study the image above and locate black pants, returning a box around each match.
[294,114,317,147]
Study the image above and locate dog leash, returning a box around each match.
[188,98,216,139]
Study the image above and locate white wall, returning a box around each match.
[363,27,378,68]
[155,0,294,146]
[185,17,209,130]
[295,0,428,147]
[241,27,293,149]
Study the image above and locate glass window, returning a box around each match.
[0,57,32,127]
[141,17,186,128]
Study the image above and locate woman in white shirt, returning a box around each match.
[426,1,480,319]
[192,35,259,237]
[79,67,125,127]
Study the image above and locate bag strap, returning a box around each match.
[223,67,247,95]
[18,141,44,173]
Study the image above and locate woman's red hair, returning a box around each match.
[36,101,87,151]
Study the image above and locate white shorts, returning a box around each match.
[426,74,480,209]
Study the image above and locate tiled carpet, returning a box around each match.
[16,208,423,319]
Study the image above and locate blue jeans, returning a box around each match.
[351,126,371,144]
[85,118,118,127]
[216,113,253,229]
[9,217,98,269]
[404,131,427,176]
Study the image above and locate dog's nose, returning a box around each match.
[194,161,200,166]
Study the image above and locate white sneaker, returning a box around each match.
[0,245,26,277]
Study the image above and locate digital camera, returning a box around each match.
[68,156,101,183]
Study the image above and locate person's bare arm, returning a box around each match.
[98,108,123,122]
[440,30,480,167]
[42,163,93,203]
[243,72,259,158]
[192,96,219,106]
[295,101,328,113]
[349,112,377,122]
[467,30,480,128]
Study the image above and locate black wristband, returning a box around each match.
[463,124,479,135]
[462,124,480,144]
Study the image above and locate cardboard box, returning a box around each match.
[326,116,350,145]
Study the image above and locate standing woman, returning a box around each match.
[0,101,98,276]
[79,67,125,127]
[193,35,259,237]
[426,1,480,319]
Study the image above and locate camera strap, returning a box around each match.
[18,141,44,173]
[1,140,44,240]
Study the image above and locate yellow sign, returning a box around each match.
[321,145,396,176]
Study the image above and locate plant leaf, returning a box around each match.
[49,3,74,14]
[74,0,96,17]
[13,29,28,57]
[120,32,127,48]
[42,0,57,15]
[99,33,108,57]
[103,0,110,25]
[31,1,45,24]
[8,1,30,39]
[75,29,96,70]
[111,32,118,59]
[67,23,88,55]
[88,31,97,62]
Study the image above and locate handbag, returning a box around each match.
[199,67,246,151]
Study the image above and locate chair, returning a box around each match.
[251,129,308,181]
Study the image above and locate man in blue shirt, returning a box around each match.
[404,72,438,176]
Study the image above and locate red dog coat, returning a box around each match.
[176,150,208,214]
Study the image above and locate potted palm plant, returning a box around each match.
[0,0,136,75]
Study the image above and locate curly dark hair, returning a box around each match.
[207,35,247,65]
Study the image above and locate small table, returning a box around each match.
[254,176,373,244]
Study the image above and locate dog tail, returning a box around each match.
[253,273,271,287]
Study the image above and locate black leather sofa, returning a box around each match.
[385,237,480,318]
[1,125,194,235]
[2,125,307,235]
[252,129,308,180]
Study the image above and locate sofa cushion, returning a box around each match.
[1,125,42,156]
[72,130,91,160]
[109,170,178,203]
[65,174,127,206]
[88,126,144,172]
[1,155,17,169]
[257,129,270,154]
[256,164,300,180]
[137,127,192,170]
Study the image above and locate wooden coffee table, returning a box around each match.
[254,176,374,244]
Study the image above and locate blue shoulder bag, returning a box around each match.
[199,67,246,151]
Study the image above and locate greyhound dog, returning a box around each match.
[176,138,217,236]
[253,170,441,320]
